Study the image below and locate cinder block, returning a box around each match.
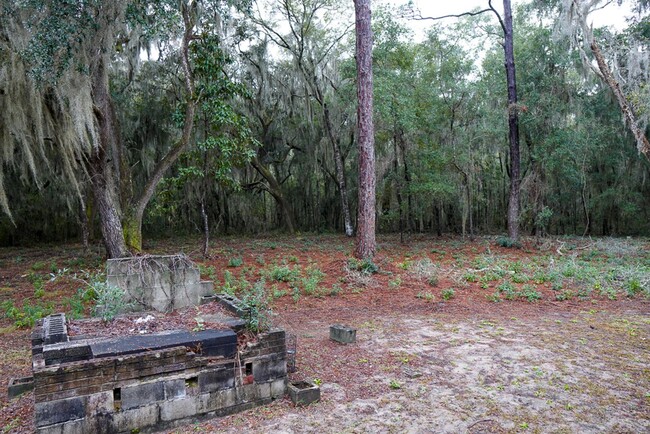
[35,396,86,427]
[164,379,186,400]
[252,355,287,382]
[8,376,34,399]
[270,378,287,399]
[329,324,356,344]
[258,382,271,400]
[86,391,113,415]
[199,365,235,393]
[121,382,164,410]
[288,381,320,406]
[112,404,159,433]
[160,396,198,421]
[198,388,236,413]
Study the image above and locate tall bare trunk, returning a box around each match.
[502,0,521,241]
[323,103,354,236]
[354,0,376,259]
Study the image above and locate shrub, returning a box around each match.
[88,280,133,322]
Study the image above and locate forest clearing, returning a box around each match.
[1,0,650,431]
[0,234,648,433]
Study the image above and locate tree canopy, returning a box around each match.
[1,0,649,250]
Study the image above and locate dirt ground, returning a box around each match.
[0,235,649,433]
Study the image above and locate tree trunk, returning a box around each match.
[354,0,376,259]
[323,103,354,236]
[502,0,521,241]
[201,198,210,258]
[250,156,296,234]
[591,41,650,162]
[123,3,197,252]
[90,55,128,259]
[393,134,404,243]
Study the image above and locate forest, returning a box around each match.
[0,0,649,253]
[1,2,649,432]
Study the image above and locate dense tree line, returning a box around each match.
[0,0,648,251]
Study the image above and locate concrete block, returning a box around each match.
[200,280,214,295]
[89,328,236,358]
[164,379,186,400]
[288,381,320,406]
[43,314,68,345]
[270,378,287,399]
[8,376,34,399]
[42,340,92,366]
[112,404,159,433]
[121,382,164,410]
[35,396,86,427]
[330,324,356,344]
[199,365,235,393]
[160,396,198,421]
[253,355,287,382]
[198,388,236,413]
[258,382,271,400]
[86,391,113,415]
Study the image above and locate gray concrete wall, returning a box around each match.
[106,255,214,312]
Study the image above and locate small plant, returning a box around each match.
[441,288,455,301]
[497,281,516,300]
[228,257,243,267]
[347,257,379,275]
[512,273,529,284]
[496,236,521,248]
[389,379,402,389]
[521,285,542,302]
[416,291,435,302]
[328,284,342,296]
[288,255,299,263]
[1,300,53,328]
[268,265,300,282]
[487,293,501,303]
[397,260,411,270]
[198,264,217,280]
[313,378,322,386]
[389,277,402,289]
[555,290,573,301]
[193,316,206,332]
[463,272,478,283]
